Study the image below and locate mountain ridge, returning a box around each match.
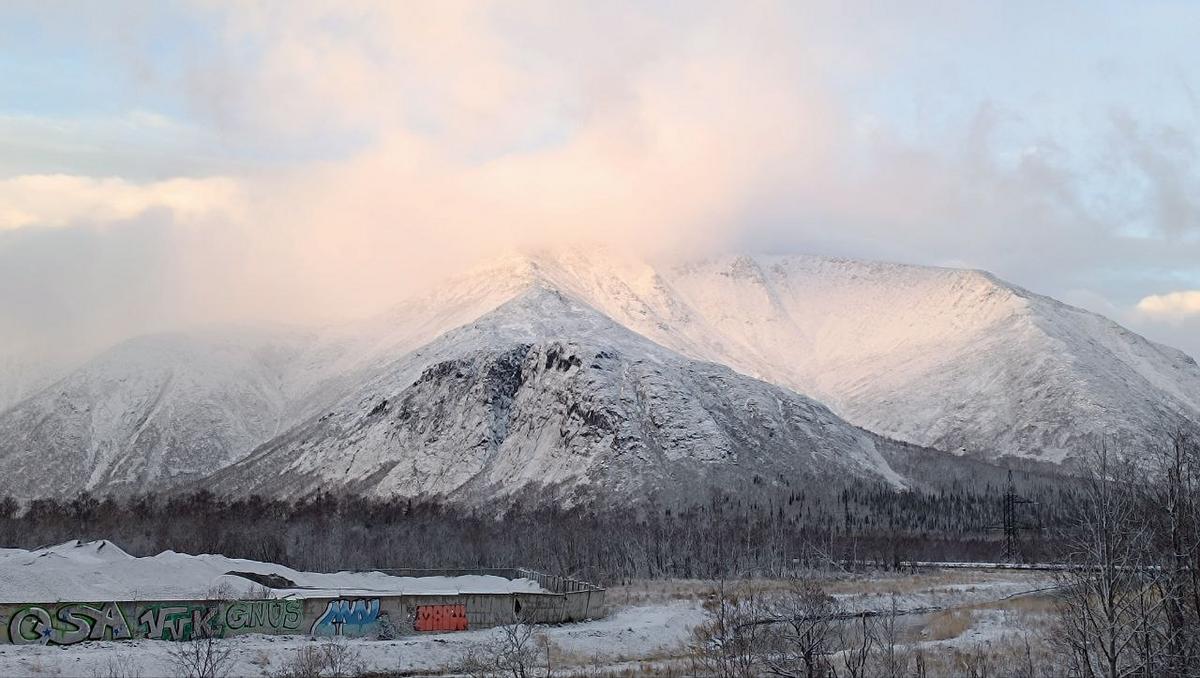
[203,285,914,503]
[479,250,1200,461]
[0,248,1196,501]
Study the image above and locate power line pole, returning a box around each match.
[995,469,1037,563]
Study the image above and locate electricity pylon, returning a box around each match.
[994,469,1038,563]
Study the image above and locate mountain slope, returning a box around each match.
[0,351,76,415]
[0,331,316,498]
[470,250,1200,462]
[662,256,1200,460]
[206,286,911,502]
[2,248,1197,501]
[0,269,542,500]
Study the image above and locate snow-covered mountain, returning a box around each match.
[457,250,1200,462]
[0,331,315,496]
[0,270,553,499]
[0,351,74,414]
[205,286,910,502]
[1,248,1197,501]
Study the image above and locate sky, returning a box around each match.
[1,1,1199,362]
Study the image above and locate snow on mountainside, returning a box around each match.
[1,247,1197,500]
[206,285,910,502]
[0,268,547,499]
[660,256,1200,460]
[0,352,73,414]
[475,250,1200,462]
[0,332,315,497]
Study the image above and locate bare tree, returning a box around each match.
[89,654,144,678]
[831,612,874,678]
[493,614,546,678]
[691,580,769,678]
[320,637,366,678]
[952,643,995,678]
[1145,429,1200,675]
[872,595,909,678]
[269,638,365,678]
[694,577,920,678]
[1052,444,1164,678]
[760,578,840,678]
[455,609,554,678]
[167,634,236,678]
[269,645,325,678]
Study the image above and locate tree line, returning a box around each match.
[687,430,1200,678]
[0,469,1081,584]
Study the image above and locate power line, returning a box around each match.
[990,469,1039,563]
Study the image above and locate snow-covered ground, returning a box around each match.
[0,566,1061,677]
[0,540,542,603]
[0,600,704,677]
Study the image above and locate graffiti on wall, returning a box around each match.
[4,599,310,645]
[8,602,133,646]
[414,604,468,632]
[225,600,302,632]
[310,598,381,636]
[138,604,221,641]
[0,594,527,644]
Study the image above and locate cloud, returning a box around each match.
[0,174,243,231]
[1137,290,1200,320]
[126,1,859,318]
[4,1,1200,363]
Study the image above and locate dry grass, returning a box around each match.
[608,579,722,606]
[909,634,1059,678]
[564,659,694,677]
[600,572,1064,677]
[919,608,975,641]
[609,569,1050,607]
[824,568,1040,597]
[551,638,690,673]
[986,590,1060,616]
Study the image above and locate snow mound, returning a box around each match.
[0,540,542,603]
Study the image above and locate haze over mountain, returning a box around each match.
[0,249,1196,502]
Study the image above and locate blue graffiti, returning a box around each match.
[310,599,381,637]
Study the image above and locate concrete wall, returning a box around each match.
[370,567,607,624]
[0,576,607,646]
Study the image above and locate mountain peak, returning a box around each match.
[436,248,1199,461]
[2,248,1198,501]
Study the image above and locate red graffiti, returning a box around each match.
[414,604,468,632]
